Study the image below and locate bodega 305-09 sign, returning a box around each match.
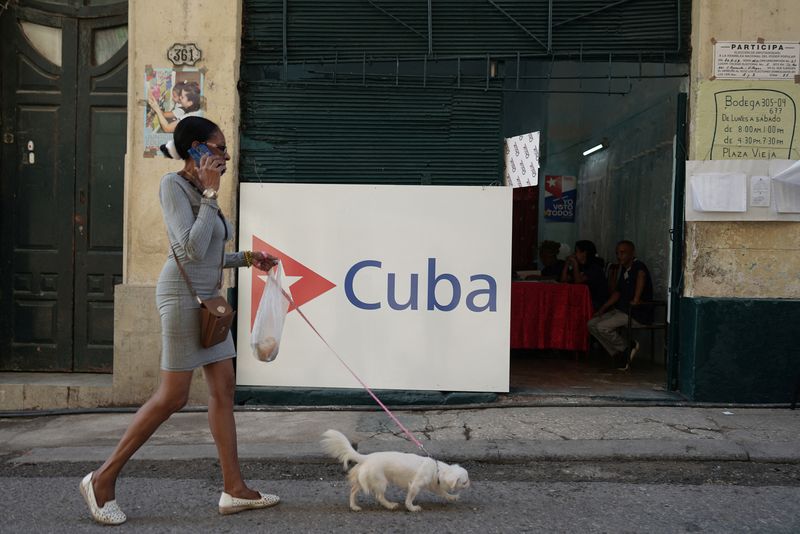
[167,43,202,67]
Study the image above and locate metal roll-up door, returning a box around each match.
[239,84,503,186]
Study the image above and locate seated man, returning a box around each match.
[588,240,653,369]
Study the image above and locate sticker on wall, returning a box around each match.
[504,131,540,188]
[543,175,576,222]
[143,65,205,157]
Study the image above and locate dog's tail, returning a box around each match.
[320,429,366,470]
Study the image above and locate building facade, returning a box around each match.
[0,0,798,409]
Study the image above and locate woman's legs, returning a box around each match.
[203,358,259,499]
[92,370,194,506]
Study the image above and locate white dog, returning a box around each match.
[320,429,470,512]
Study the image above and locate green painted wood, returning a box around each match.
[668,92,688,392]
[0,4,126,372]
[679,297,800,403]
[1,10,76,371]
[73,13,127,373]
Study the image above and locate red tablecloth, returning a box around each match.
[510,281,594,351]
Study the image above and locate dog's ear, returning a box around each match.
[445,471,460,491]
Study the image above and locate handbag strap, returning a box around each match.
[167,174,230,301]
[169,243,203,305]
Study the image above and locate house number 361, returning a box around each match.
[167,43,202,66]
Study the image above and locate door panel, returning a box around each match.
[72,15,126,372]
[1,12,75,371]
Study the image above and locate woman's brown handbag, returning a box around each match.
[170,243,235,348]
[199,296,235,348]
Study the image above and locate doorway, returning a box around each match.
[506,60,688,400]
[0,1,128,372]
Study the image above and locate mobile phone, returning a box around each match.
[187,143,213,165]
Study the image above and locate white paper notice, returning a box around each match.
[713,41,800,80]
[772,159,800,213]
[690,172,747,212]
[504,131,540,188]
[750,175,771,207]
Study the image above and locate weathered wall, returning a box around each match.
[686,0,800,298]
[114,0,243,404]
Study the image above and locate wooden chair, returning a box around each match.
[625,300,668,365]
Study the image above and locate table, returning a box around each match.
[510,281,594,352]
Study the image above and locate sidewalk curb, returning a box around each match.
[9,439,800,465]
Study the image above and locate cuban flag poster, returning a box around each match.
[543,175,576,222]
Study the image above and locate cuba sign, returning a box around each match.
[237,183,512,393]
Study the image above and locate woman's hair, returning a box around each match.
[575,240,604,267]
[539,240,561,256]
[159,116,219,160]
[180,81,202,112]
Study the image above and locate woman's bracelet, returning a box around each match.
[244,250,254,267]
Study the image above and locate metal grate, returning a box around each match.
[239,84,503,185]
[242,0,690,64]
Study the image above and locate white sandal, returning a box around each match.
[79,472,127,525]
[218,491,281,515]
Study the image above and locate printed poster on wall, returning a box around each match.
[543,175,576,222]
[504,131,540,188]
[143,65,205,157]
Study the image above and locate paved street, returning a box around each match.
[3,460,800,533]
[2,405,799,532]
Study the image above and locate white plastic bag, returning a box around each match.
[250,262,290,362]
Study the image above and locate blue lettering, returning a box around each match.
[387,273,419,310]
[345,260,381,310]
[427,258,461,311]
[466,274,497,312]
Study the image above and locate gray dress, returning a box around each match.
[156,172,247,371]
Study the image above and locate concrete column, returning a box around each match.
[114,0,243,405]
[686,0,800,298]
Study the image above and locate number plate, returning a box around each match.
[167,43,202,66]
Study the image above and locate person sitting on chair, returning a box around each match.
[560,239,609,312]
[527,240,565,280]
[588,240,653,369]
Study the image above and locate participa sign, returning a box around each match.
[236,183,512,392]
[713,41,800,80]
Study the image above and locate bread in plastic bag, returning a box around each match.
[250,262,290,362]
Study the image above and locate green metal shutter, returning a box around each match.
[239,85,502,185]
[239,0,690,185]
[242,0,690,61]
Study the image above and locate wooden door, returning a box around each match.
[72,14,127,372]
[0,2,127,372]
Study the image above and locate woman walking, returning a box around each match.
[79,116,280,525]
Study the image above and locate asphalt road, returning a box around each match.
[2,460,799,533]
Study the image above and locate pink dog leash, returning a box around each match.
[279,287,430,455]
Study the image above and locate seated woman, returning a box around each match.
[526,240,564,280]
[560,239,609,312]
